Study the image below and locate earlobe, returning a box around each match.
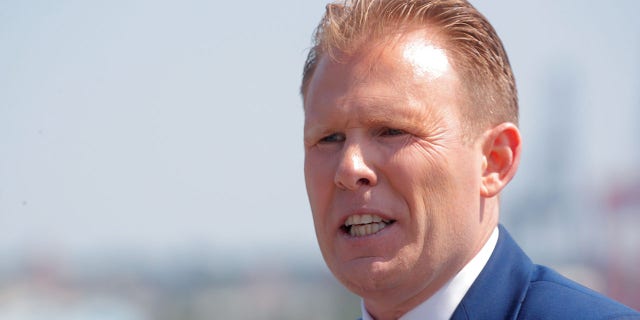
[480,123,522,198]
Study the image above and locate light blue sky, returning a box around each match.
[1,1,639,264]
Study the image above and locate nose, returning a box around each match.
[334,142,377,191]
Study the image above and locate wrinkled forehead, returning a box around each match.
[395,30,453,81]
[306,30,457,101]
[304,30,465,128]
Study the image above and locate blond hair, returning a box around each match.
[301,0,518,136]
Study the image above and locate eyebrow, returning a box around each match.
[356,98,436,129]
[304,97,437,138]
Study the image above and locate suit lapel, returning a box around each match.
[450,225,533,320]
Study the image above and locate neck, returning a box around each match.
[363,284,443,320]
[364,197,500,320]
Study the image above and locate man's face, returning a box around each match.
[303,31,490,304]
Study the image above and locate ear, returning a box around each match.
[479,122,522,198]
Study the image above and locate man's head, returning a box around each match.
[302,0,521,318]
[302,0,518,138]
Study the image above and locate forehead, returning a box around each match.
[304,29,463,120]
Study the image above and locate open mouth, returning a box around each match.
[341,214,396,237]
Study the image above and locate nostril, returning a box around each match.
[357,178,370,185]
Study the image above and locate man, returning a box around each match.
[301,0,640,319]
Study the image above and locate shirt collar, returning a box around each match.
[361,227,499,320]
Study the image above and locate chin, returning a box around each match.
[332,257,403,296]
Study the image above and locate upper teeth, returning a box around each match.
[344,214,391,237]
[345,214,386,226]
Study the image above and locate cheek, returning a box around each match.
[304,153,335,220]
[384,145,460,245]
[388,145,454,204]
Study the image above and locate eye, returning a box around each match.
[380,128,407,137]
[319,133,345,144]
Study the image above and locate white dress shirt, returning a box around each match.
[361,227,499,320]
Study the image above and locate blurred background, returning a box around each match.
[1,0,638,318]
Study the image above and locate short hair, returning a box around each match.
[301,0,518,137]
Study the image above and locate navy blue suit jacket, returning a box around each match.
[449,225,640,319]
